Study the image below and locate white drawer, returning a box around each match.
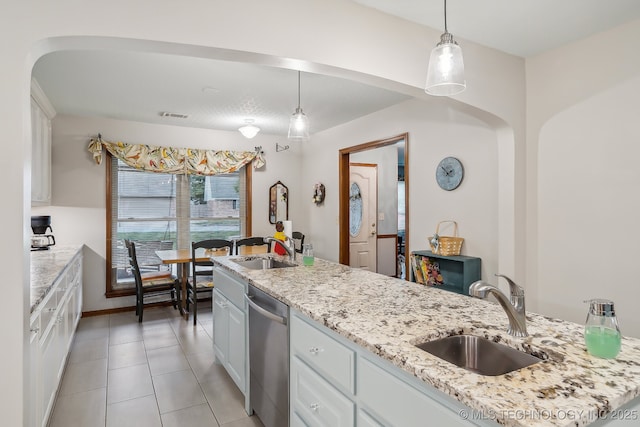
[357,356,463,426]
[212,268,246,309]
[291,314,355,394]
[291,356,355,427]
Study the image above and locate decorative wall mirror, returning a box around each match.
[269,181,289,224]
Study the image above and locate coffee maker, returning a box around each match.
[31,215,56,250]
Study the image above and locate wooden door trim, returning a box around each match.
[338,133,409,278]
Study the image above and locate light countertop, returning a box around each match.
[30,245,83,312]
[212,254,640,427]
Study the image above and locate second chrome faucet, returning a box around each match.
[469,274,528,337]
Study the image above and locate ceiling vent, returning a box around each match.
[160,111,189,119]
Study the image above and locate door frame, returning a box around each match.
[338,133,409,278]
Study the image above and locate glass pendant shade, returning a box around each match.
[425,33,466,96]
[288,107,309,141]
[288,71,310,141]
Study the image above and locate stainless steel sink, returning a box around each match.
[232,257,297,270]
[416,335,541,376]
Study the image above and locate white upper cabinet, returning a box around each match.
[30,79,55,206]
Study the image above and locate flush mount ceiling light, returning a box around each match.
[288,71,310,141]
[238,119,260,139]
[425,0,466,96]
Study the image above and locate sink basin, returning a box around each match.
[231,257,297,270]
[416,335,541,376]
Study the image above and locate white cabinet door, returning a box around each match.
[357,409,384,427]
[358,357,470,427]
[39,316,60,427]
[290,356,355,427]
[30,96,51,205]
[226,302,246,393]
[213,287,246,393]
[213,289,229,365]
[28,313,41,427]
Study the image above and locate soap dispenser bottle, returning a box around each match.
[584,299,621,359]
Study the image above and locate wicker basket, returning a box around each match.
[429,221,464,256]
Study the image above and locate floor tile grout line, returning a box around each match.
[51,307,227,427]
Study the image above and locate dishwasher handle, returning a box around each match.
[245,294,288,325]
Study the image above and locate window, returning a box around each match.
[105,154,252,297]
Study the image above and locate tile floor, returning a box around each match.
[48,302,264,427]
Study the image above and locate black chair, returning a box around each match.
[292,231,305,254]
[187,239,233,325]
[125,239,180,323]
[235,236,271,255]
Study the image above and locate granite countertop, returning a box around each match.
[212,254,640,427]
[30,245,83,312]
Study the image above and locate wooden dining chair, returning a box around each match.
[187,239,233,325]
[124,239,180,323]
[235,236,271,255]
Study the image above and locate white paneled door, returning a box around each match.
[349,164,377,272]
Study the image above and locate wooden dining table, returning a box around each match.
[155,245,268,317]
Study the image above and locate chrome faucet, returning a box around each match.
[264,237,296,261]
[469,274,528,337]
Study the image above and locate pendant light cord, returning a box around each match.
[297,71,301,109]
[444,0,448,33]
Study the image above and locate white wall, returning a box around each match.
[526,18,640,338]
[33,114,302,312]
[537,76,640,337]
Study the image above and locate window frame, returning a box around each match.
[104,153,253,298]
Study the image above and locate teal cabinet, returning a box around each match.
[410,250,481,296]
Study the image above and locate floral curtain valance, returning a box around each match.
[88,137,265,175]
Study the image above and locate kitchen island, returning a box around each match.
[212,254,640,427]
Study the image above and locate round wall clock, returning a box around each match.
[435,156,464,191]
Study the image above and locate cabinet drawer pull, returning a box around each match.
[309,403,320,412]
[30,327,40,334]
[47,308,56,312]
[309,346,324,355]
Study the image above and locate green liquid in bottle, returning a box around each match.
[584,326,621,359]
[303,256,314,266]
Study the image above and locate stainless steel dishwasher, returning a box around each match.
[246,285,289,427]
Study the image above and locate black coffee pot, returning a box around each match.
[31,215,53,235]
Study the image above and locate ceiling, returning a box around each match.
[32,50,410,137]
[32,1,640,138]
[354,0,640,57]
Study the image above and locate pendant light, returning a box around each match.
[288,71,310,141]
[238,119,260,139]
[425,0,466,96]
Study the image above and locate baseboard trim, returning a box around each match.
[81,298,212,318]
[81,301,175,317]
